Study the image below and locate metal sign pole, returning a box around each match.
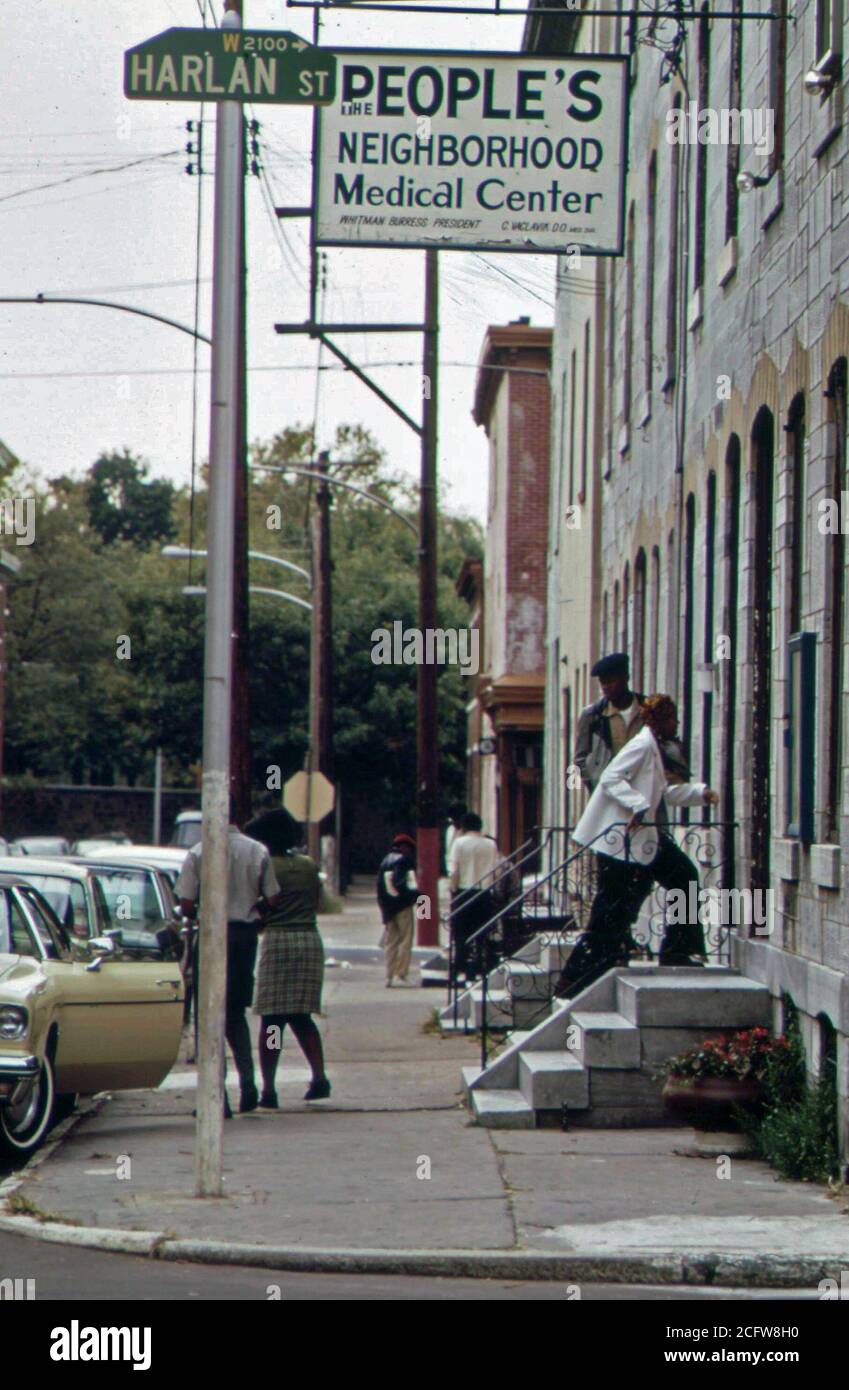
[195,4,243,1200]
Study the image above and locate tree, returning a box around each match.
[86,450,176,549]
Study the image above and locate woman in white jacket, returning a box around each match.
[555,694,719,998]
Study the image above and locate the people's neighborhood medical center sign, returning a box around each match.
[315,50,628,255]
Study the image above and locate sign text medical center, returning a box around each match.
[315,51,628,254]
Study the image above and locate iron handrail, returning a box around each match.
[473,819,738,1069]
[444,825,567,1024]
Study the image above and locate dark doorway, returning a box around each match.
[751,408,775,893]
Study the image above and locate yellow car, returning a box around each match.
[0,875,183,1158]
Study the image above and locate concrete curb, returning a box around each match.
[0,1203,846,1286]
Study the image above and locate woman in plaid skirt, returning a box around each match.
[246,808,331,1108]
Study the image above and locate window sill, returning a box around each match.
[774,837,800,881]
[716,237,738,288]
[810,842,841,889]
[617,424,630,457]
[687,287,704,332]
[637,391,652,428]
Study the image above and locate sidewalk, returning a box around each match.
[2,893,848,1286]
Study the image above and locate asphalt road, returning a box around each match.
[0,1231,819,1301]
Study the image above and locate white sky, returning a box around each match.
[0,0,555,522]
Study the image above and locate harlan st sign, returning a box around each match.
[124,27,337,105]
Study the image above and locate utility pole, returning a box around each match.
[231,45,251,829]
[417,250,439,947]
[307,449,333,863]
[195,2,243,1199]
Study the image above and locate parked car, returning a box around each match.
[171,810,202,849]
[10,836,73,857]
[70,850,184,961]
[0,857,180,962]
[0,876,183,1157]
[78,844,189,888]
[73,833,132,855]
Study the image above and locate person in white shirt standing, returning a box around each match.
[555,695,719,999]
[449,812,501,983]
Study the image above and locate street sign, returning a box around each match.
[124,28,337,105]
[284,770,335,822]
[315,49,629,255]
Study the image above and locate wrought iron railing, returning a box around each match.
[462,820,738,1070]
[443,825,568,1028]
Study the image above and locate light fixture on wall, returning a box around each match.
[803,68,834,95]
[737,170,770,193]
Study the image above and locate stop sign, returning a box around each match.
[283,770,335,822]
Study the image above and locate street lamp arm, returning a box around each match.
[182,583,313,612]
[250,585,313,612]
[0,295,212,346]
[250,463,419,536]
[164,543,311,586]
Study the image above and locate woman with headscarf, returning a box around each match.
[246,807,331,1107]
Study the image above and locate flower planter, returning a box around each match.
[662,1075,761,1131]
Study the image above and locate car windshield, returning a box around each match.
[15,874,89,940]
[90,867,163,932]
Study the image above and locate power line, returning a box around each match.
[0,150,181,205]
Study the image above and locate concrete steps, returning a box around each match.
[437,935,576,1036]
[462,965,773,1130]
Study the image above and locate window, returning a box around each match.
[666,95,682,385]
[92,868,163,932]
[649,546,661,691]
[825,359,847,840]
[693,4,711,290]
[815,0,843,73]
[8,897,38,957]
[21,875,88,940]
[702,473,717,798]
[787,394,806,633]
[605,258,616,475]
[634,549,647,692]
[768,0,788,178]
[622,202,636,436]
[602,590,609,652]
[682,494,696,766]
[726,0,744,242]
[622,563,630,652]
[20,888,68,960]
[645,153,657,403]
[580,319,590,501]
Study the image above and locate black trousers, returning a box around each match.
[556,837,706,998]
[451,888,495,981]
[192,921,259,1089]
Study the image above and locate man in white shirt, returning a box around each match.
[449,812,501,982]
[176,804,280,1115]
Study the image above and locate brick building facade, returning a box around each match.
[461,319,552,854]
[530,0,849,1158]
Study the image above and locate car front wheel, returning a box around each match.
[0,1054,56,1158]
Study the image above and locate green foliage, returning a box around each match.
[741,1008,840,1183]
[85,450,176,549]
[3,424,482,825]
